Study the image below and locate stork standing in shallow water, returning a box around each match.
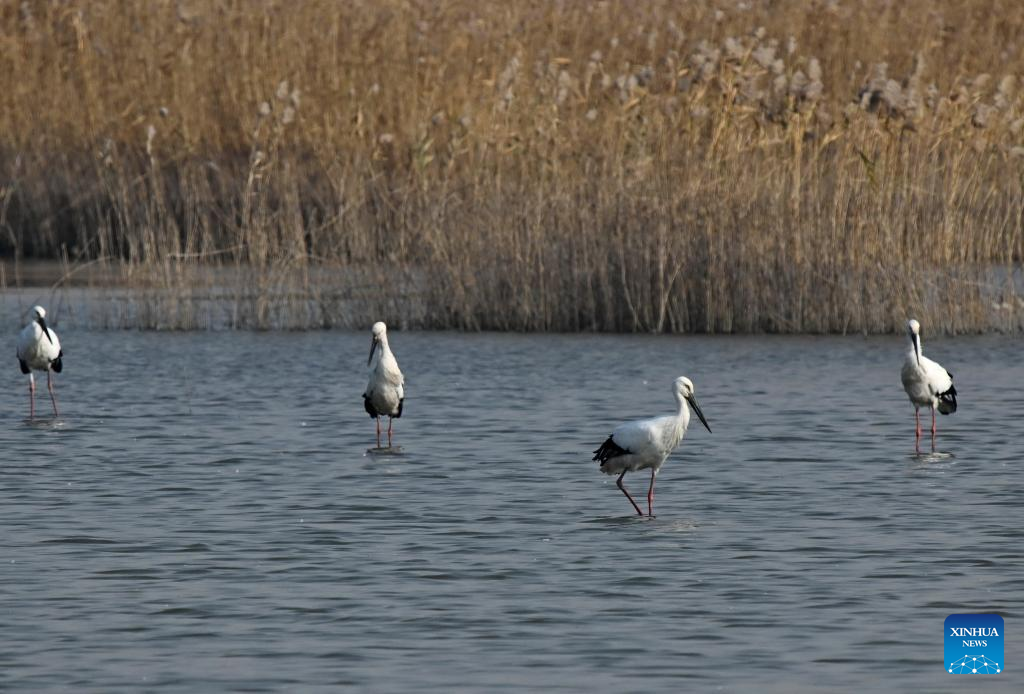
[901,319,957,453]
[592,377,711,517]
[16,305,64,418]
[363,322,404,448]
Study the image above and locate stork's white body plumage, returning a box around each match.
[16,305,63,418]
[901,355,954,410]
[596,414,689,476]
[900,319,957,452]
[593,377,711,517]
[363,321,404,447]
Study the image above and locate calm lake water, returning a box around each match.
[2,331,1021,691]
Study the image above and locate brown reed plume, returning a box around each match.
[0,0,1022,331]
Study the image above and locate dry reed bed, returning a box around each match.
[1,0,1023,331]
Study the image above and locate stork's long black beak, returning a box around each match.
[687,394,712,433]
[367,336,378,366]
[37,316,53,345]
[913,333,921,367]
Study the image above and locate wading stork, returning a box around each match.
[16,305,63,418]
[363,321,404,448]
[901,319,957,453]
[592,376,711,517]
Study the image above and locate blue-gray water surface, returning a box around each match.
[1,331,1021,692]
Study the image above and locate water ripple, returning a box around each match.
[1,332,1021,691]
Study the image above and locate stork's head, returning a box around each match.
[674,376,695,397]
[674,376,711,433]
[907,319,922,366]
[31,306,53,344]
[368,321,388,365]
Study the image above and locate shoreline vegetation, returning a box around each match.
[1,0,1023,332]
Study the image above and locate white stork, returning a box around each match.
[901,319,957,453]
[16,305,64,418]
[592,376,711,517]
[362,321,404,448]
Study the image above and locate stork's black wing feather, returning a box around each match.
[592,435,629,465]
[363,394,379,418]
[937,383,957,415]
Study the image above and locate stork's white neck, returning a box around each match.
[674,390,691,433]
[906,333,924,364]
[372,336,396,370]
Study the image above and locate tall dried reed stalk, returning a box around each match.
[1,0,1022,331]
